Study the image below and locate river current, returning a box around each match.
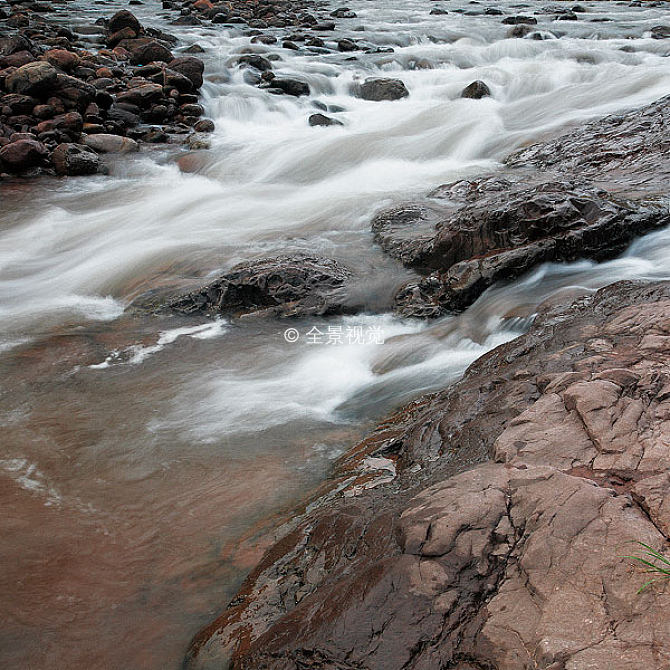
[1,0,670,667]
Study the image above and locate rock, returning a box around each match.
[508,24,534,38]
[5,61,58,96]
[120,38,173,64]
[331,7,356,18]
[107,26,138,48]
[651,25,670,39]
[52,74,97,110]
[238,53,272,72]
[373,95,670,316]
[502,15,538,24]
[83,133,139,153]
[43,49,78,72]
[355,77,409,101]
[159,255,354,318]
[309,113,343,127]
[193,118,215,132]
[108,100,142,124]
[0,138,47,170]
[460,79,491,99]
[270,78,310,97]
[108,9,142,35]
[36,111,83,135]
[1,50,36,68]
[116,82,163,106]
[0,93,37,115]
[337,38,357,51]
[51,142,99,175]
[167,56,204,88]
[185,280,670,670]
[0,35,36,58]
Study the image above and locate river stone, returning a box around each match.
[164,255,354,318]
[461,80,491,99]
[270,78,310,97]
[52,142,100,175]
[6,61,58,96]
[237,54,273,72]
[119,38,174,64]
[0,138,47,170]
[83,133,139,153]
[355,77,409,101]
[108,9,142,34]
[309,113,343,127]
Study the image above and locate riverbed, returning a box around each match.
[2,0,670,667]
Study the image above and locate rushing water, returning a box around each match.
[2,0,670,667]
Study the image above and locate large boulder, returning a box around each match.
[354,77,409,101]
[52,142,100,175]
[5,61,58,96]
[160,255,354,318]
[382,180,668,315]
[184,281,670,670]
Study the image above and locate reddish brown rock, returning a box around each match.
[43,49,79,72]
[185,281,670,670]
[168,56,205,89]
[0,138,47,170]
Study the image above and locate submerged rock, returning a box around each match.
[185,280,670,670]
[164,255,356,318]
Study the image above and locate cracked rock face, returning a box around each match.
[373,96,670,317]
[185,281,670,670]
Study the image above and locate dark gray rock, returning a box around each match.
[354,77,409,101]
[372,95,670,317]
[161,255,355,318]
[51,142,99,175]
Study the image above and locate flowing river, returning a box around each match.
[2,0,670,667]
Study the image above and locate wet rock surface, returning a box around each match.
[0,6,213,178]
[373,96,670,317]
[159,255,356,318]
[185,280,670,670]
